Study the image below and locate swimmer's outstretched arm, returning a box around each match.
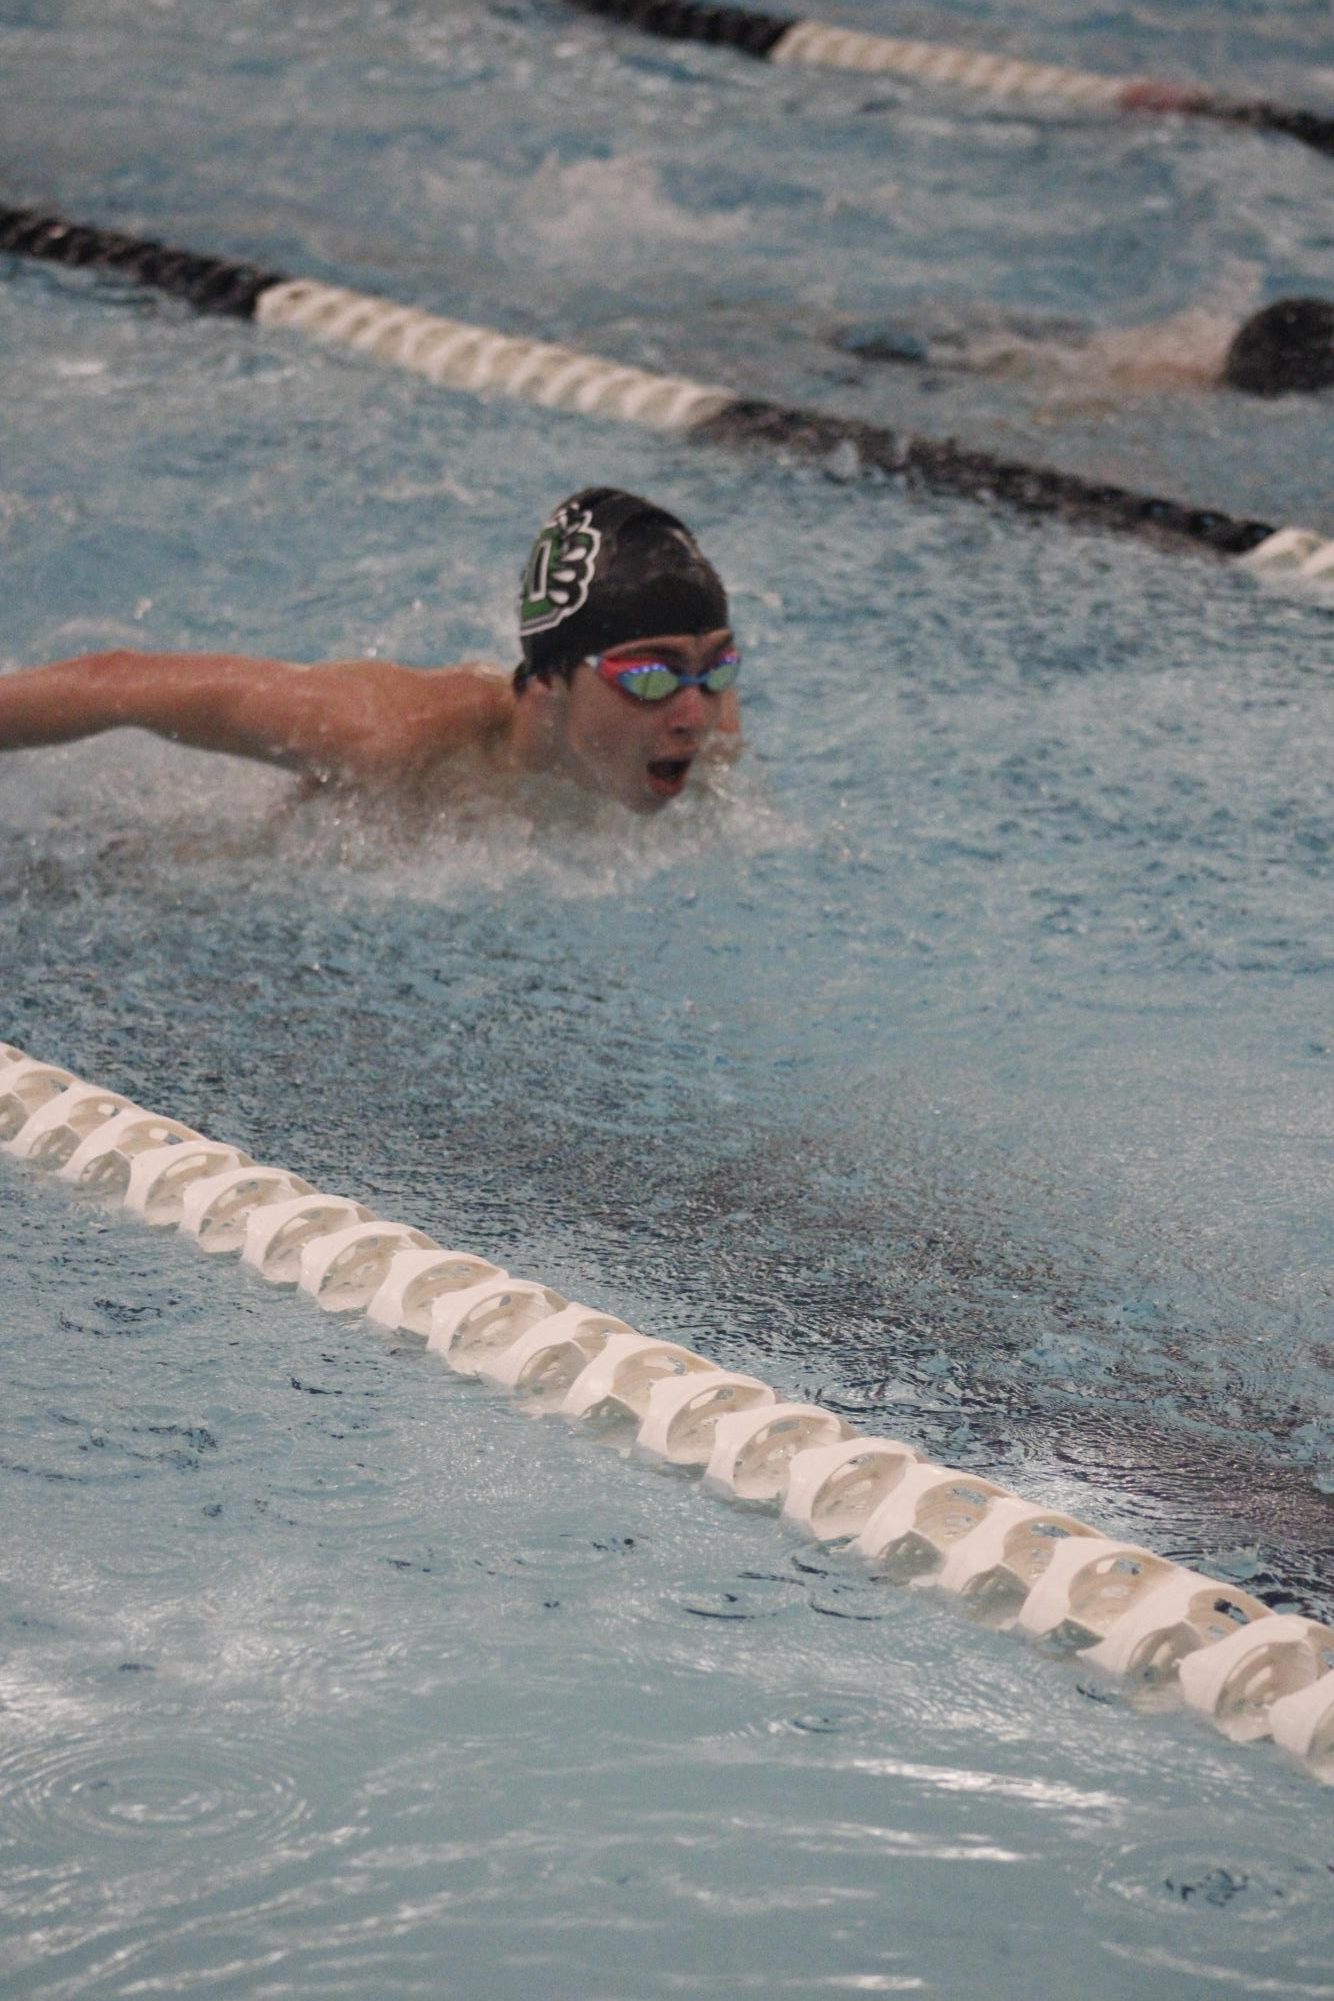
[0,649,514,781]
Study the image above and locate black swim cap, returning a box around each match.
[1221,296,1334,397]
[516,488,728,686]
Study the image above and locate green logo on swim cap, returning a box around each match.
[519,503,602,637]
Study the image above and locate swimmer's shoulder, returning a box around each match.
[401,660,517,764]
[305,656,516,782]
[423,658,515,703]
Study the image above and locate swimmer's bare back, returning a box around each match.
[840,314,1225,395]
[0,649,518,788]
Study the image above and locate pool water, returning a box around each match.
[2,1,1333,1995]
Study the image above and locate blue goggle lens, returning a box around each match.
[602,650,740,701]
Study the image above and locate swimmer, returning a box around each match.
[838,295,1334,399]
[0,488,741,815]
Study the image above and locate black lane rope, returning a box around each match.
[695,400,1273,556]
[563,0,1334,162]
[5,201,1330,576]
[0,209,282,316]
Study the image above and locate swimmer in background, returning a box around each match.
[838,294,1334,399]
[0,488,741,816]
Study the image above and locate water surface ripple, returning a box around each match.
[2,0,1333,1993]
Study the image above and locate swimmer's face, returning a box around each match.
[553,629,735,813]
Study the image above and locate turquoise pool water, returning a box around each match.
[2,1,1332,1994]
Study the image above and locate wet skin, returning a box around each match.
[1,628,742,810]
[546,628,737,814]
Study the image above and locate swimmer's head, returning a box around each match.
[1221,296,1334,397]
[515,487,728,688]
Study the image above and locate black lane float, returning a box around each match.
[563,0,1334,161]
[3,201,1330,579]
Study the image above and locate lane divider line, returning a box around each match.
[256,277,735,429]
[2,202,1331,578]
[2,1042,1332,1782]
[563,0,1334,161]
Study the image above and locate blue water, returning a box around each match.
[2,1,1333,1994]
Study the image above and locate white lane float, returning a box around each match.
[1268,1671,1334,1779]
[4,1080,136,1167]
[297,1219,441,1313]
[241,1192,377,1284]
[560,1334,721,1424]
[125,1138,255,1225]
[852,1463,1012,1580]
[475,1304,642,1403]
[635,1370,776,1468]
[780,1436,923,1540]
[1081,1570,1271,1680]
[179,1164,316,1252]
[366,1245,507,1335]
[703,1401,855,1503]
[932,1495,1099,1622]
[1013,1535,1182,1648]
[58,1105,204,1193]
[4,1042,1332,1785]
[0,1057,80,1141]
[427,1275,570,1375]
[1177,1615,1334,1742]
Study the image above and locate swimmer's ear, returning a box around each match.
[515,668,569,756]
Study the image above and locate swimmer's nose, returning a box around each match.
[665,685,712,735]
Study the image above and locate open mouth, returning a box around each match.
[646,756,692,797]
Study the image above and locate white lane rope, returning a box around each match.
[2,1042,1331,1782]
[562,0,1334,159]
[771,20,1124,106]
[255,282,736,431]
[255,277,1334,584]
[4,203,1334,579]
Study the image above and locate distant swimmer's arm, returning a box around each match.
[0,650,515,782]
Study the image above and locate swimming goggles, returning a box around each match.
[588,647,740,702]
